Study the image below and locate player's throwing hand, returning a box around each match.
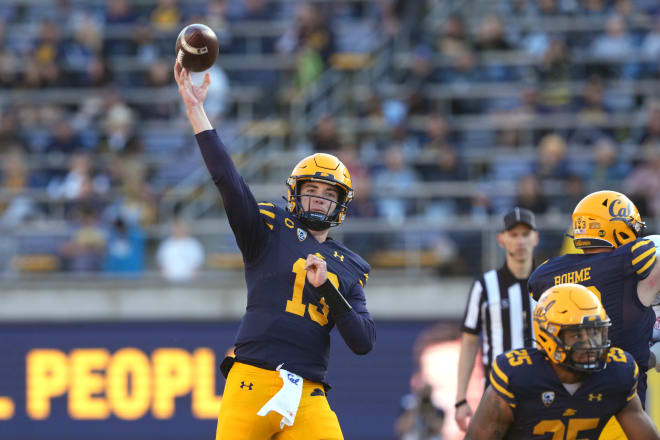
[305,254,327,287]
[173,61,210,109]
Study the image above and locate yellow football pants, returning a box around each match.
[598,416,626,440]
[216,362,344,440]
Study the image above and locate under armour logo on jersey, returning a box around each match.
[240,381,253,390]
[588,393,602,402]
[333,251,344,261]
[297,228,307,241]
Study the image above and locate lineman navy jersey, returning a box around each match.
[196,130,375,383]
[490,347,639,440]
[528,239,655,404]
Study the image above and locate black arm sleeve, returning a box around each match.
[313,279,352,315]
[194,129,269,262]
[311,280,376,355]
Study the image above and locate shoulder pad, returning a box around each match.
[630,238,656,279]
[257,202,282,231]
[606,347,639,402]
[331,241,371,277]
[489,349,536,408]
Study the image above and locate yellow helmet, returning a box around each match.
[534,283,611,372]
[286,153,353,230]
[572,190,646,249]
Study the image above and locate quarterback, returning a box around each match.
[466,284,660,440]
[174,64,375,440]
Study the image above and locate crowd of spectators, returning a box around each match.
[0,0,397,275]
[2,0,660,276]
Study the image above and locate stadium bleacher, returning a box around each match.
[1,0,660,278]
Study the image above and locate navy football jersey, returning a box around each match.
[490,347,638,440]
[528,239,655,403]
[196,130,375,383]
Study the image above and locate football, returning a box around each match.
[175,23,219,72]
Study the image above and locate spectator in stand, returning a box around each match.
[416,115,465,193]
[419,144,466,237]
[535,38,573,112]
[103,216,145,275]
[532,133,571,182]
[58,205,107,272]
[641,16,660,77]
[437,14,470,58]
[277,3,336,88]
[553,173,587,214]
[59,19,103,86]
[587,137,631,188]
[589,14,639,80]
[440,48,484,116]
[131,22,160,64]
[515,174,549,215]
[150,0,180,32]
[111,159,158,227]
[312,114,341,153]
[204,0,232,52]
[46,118,81,154]
[99,95,143,154]
[156,218,205,282]
[104,0,137,25]
[0,149,42,227]
[227,0,275,22]
[399,44,437,89]
[624,146,660,219]
[631,100,660,148]
[570,75,613,145]
[371,144,421,224]
[474,14,511,52]
[24,19,61,88]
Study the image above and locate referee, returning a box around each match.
[454,208,539,432]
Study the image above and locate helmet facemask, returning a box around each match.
[285,153,354,230]
[540,319,611,373]
[557,321,611,372]
[289,179,349,231]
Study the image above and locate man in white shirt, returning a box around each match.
[156,218,205,282]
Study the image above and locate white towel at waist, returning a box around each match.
[256,365,304,429]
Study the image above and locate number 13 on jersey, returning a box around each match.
[285,258,339,326]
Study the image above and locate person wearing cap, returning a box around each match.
[454,207,539,432]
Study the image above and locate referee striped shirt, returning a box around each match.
[461,264,535,376]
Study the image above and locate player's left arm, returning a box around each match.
[615,394,660,440]
[305,254,375,354]
[465,386,513,440]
